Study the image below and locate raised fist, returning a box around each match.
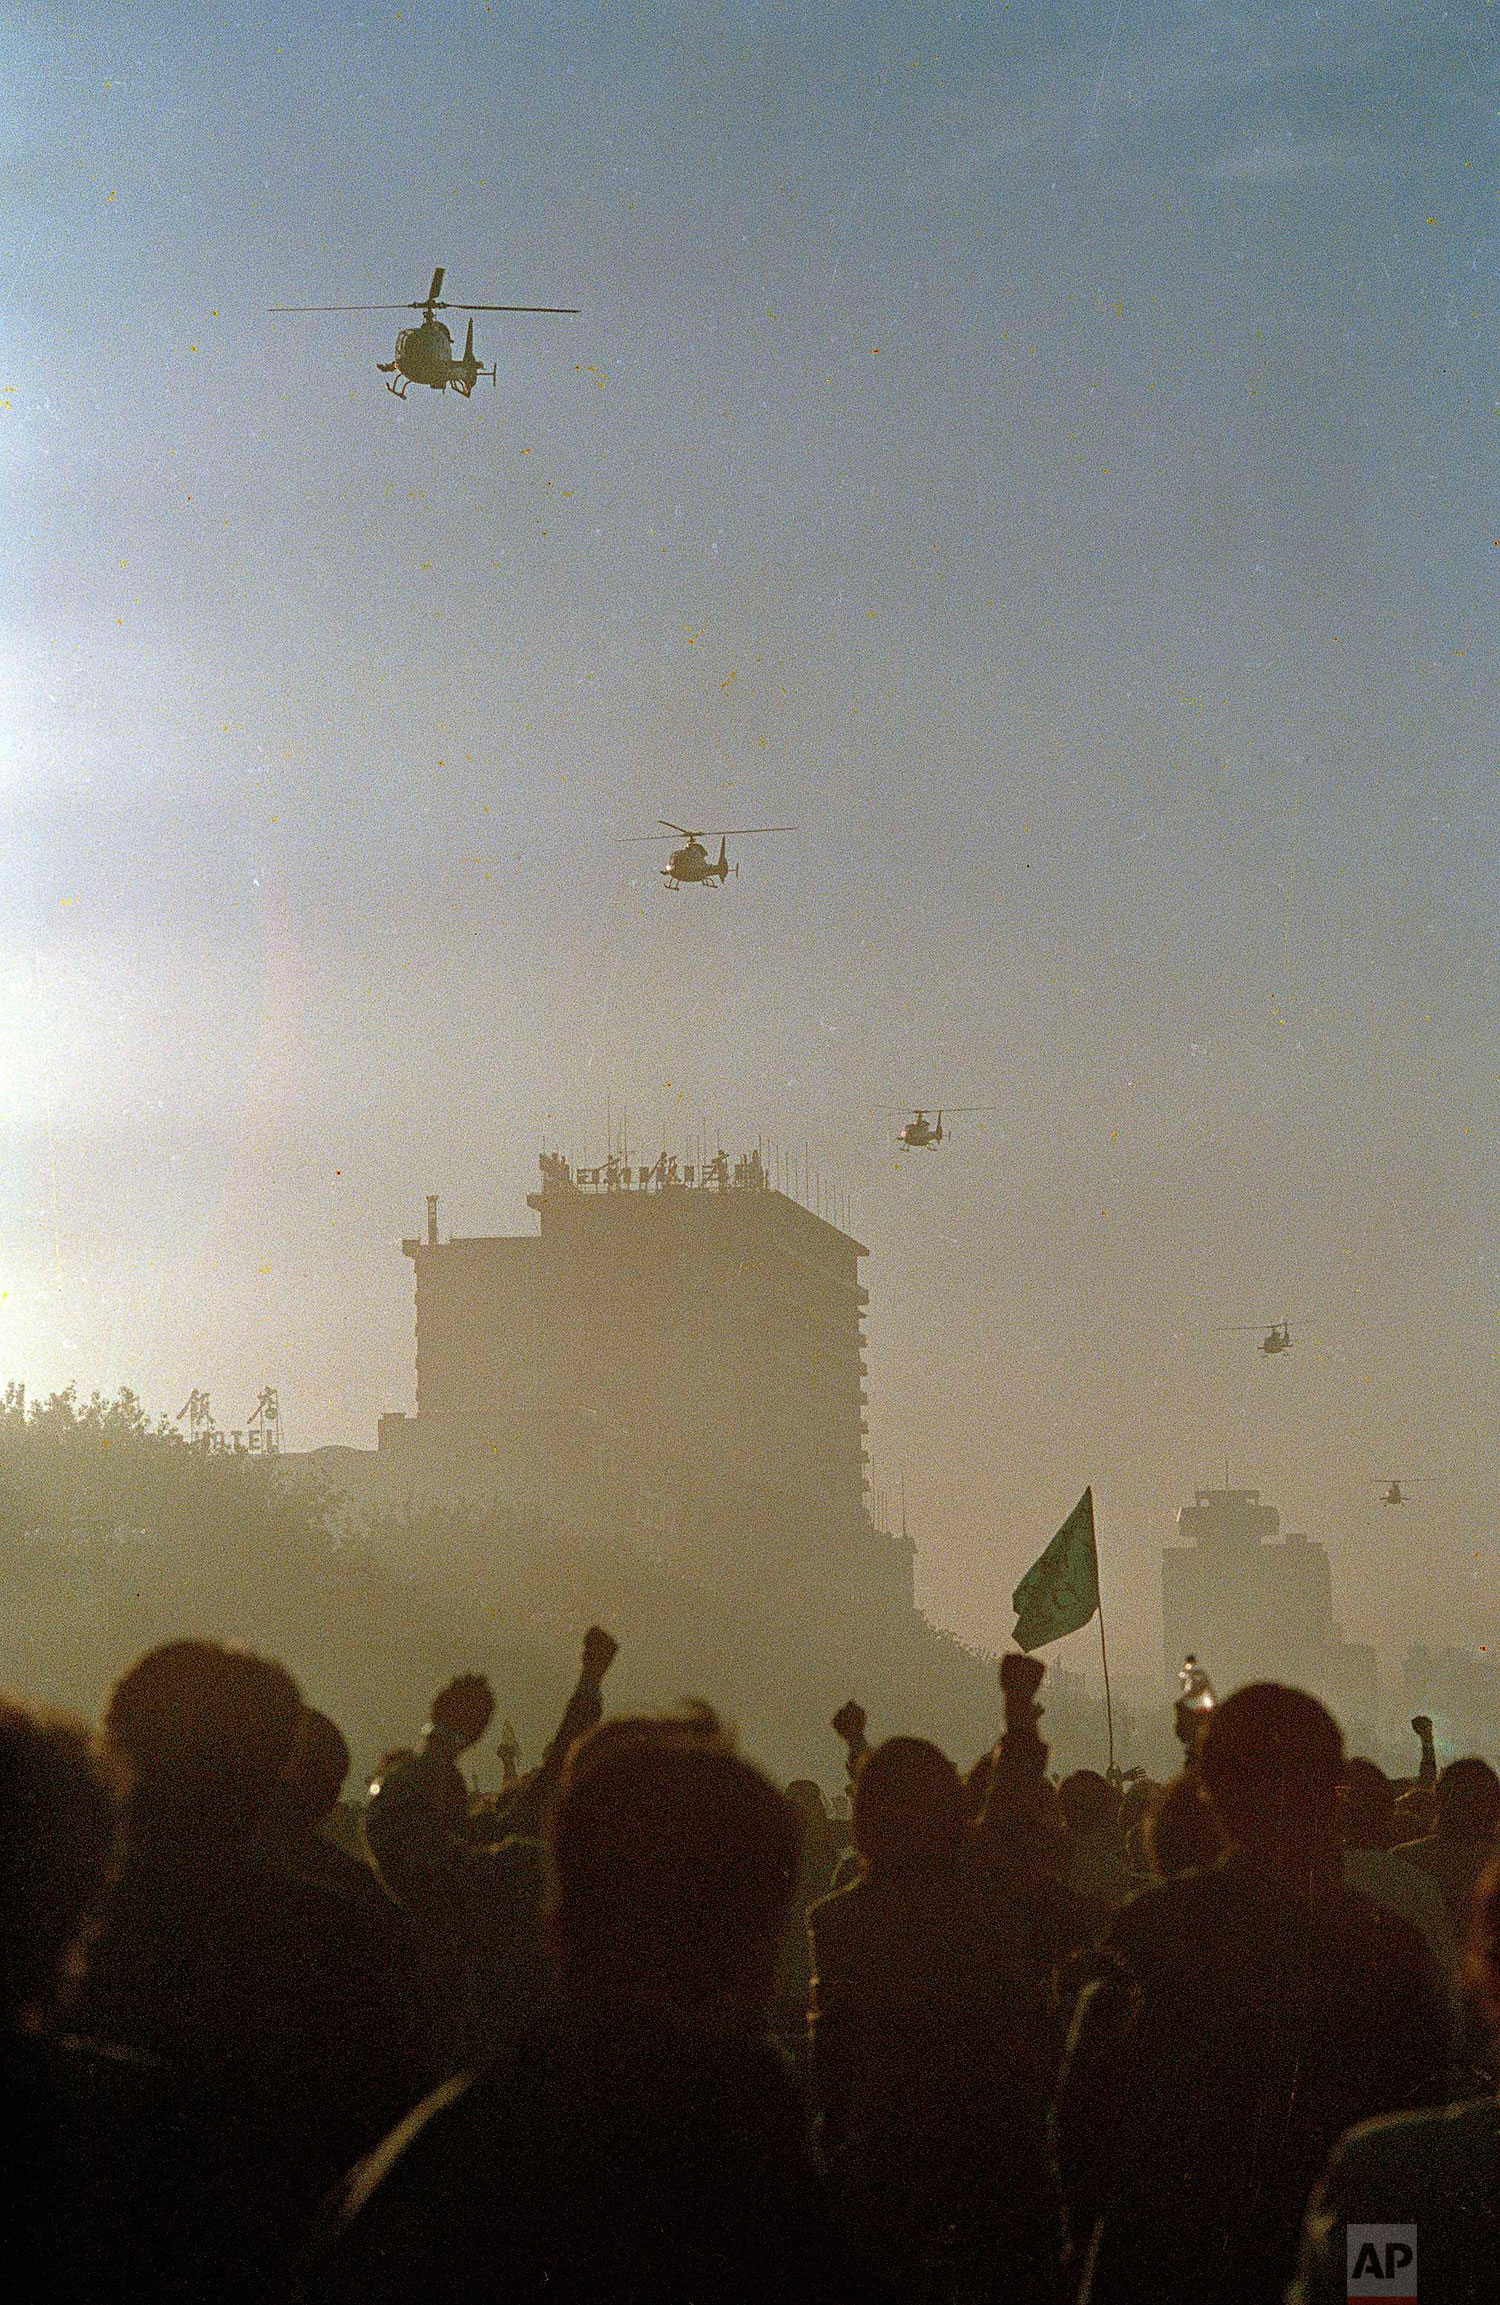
[1000,1651,1045,1704]
[831,1700,867,1749]
[581,1626,619,1684]
[578,1631,617,1687]
[1411,1715,1433,1739]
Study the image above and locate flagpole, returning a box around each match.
[1098,1595,1116,1776]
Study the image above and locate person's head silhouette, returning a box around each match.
[550,1712,799,2025]
[784,1778,828,1833]
[852,1736,965,1875]
[1197,1683,1344,1869]
[1059,1769,1117,1838]
[104,1638,302,1852]
[1433,1755,1500,1841]
[0,1697,116,2030]
[428,1674,495,1751]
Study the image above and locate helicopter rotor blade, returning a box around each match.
[441,302,582,314]
[704,825,799,838]
[427,265,445,305]
[268,295,579,315]
[657,820,695,837]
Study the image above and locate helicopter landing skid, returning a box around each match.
[377,363,409,399]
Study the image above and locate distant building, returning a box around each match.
[1401,1644,1500,1757]
[374,1150,916,1617]
[1161,1482,1376,1719]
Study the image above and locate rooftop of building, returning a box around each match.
[1171,1480,1320,1550]
[404,1147,869,1259]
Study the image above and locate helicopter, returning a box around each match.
[894,1108,987,1150]
[1376,1477,1418,1507]
[268,266,579,398]
[627,821,797,890]
[1222,1317,1294,1355]
[894,1111,963,1152]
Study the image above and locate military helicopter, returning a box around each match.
[627,820,797,890]
[268,266,579,397]
[1223,1317,1294,1355]
[1375,1476,1418,1507]
[891,1108,991,1150]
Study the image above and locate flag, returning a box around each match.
[1011,1486,1099,1652]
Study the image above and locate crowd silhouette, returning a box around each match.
[4,1630,1500,2301]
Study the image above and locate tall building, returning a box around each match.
[1161,1482,1376,1718]
[376,1148,915,1615]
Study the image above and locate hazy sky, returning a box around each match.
[5,0,1498,1680]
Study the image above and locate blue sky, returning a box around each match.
[3,1,1498,1675]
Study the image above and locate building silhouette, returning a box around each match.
[1161,1481,1376,1717]
[375,1149,915,1615]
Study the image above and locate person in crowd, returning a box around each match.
[81,1639,441,2271]
[770,1778,844,2054]
[1058,1769,1139,1928]
[0,1697,115,2039]
[363,1672,498,1910]
[1,1693,158,2303]
[1387,1715,1440,1838]
[1412,1711,1438,1790]
[307,1709,844,2305]
[1392,1754,1500,2092]
[1340,1756,1452,1968]
[1392,1755,1500,1936]
[808,1736,976,2294]
[363,1628,619,2060]
[830,1699,869,1797]
[965,1668,1095,1996]
[808,1655,1075,2304]
[263,1705,392,1908]
[786,1776,849,1886]
[1115,1773,1157,1873]
[962,1653,1096,2297]
[1142,1770,1223,1877]
[1291,1849,1500,2304]
[1054,1682,1451,2305]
